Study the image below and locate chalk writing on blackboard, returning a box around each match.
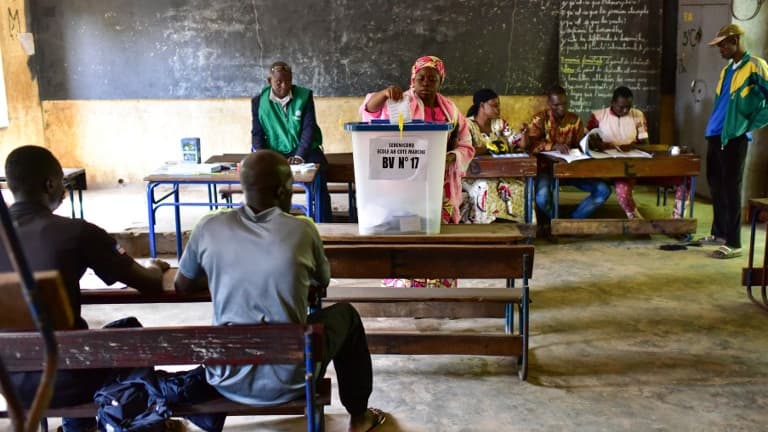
[559,0,662,139]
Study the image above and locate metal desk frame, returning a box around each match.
[145,168,318,258]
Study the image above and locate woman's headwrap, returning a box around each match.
[410,55,446,87]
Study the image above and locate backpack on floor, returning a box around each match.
[94,368,170,432]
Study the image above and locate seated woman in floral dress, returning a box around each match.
[461,88,527,224]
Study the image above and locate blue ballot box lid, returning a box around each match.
[344,120,453,132]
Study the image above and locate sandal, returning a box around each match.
[696,235,726,246]
[710,245,742,259]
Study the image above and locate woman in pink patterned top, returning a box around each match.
[361,56,474,288]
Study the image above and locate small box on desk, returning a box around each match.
[181,137,201,163]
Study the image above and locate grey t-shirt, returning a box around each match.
[178,206,330,405]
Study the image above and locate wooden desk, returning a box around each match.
[742,198,768,312]
[144,167,317,258]
[547,153,700,236]
[81,224,536,304]
[1,168,87,219]
[318,222,534,243]
[466,155,538,223]
[206,153,351,220]
[208,153,537,223]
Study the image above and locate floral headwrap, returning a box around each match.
[410,55,446,87]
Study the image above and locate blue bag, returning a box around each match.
[94,368,169,432]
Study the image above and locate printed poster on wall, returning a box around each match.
[0,46,8,128]
[368,137,428,181]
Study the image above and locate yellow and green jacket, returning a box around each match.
[715,52,768,145]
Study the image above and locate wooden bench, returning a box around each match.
[78,243,535,380]
[0,272,330,432]
[322,244,534,380]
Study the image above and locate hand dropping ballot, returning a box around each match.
[386,95,412,125]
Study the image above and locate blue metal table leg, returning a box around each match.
[311,176,321,222]
[688,176,696,218]
[207,184,215,211]
[147,183,158,258]
[304,330,317,432]
[173,184,182,259]
[526,176,534,224]
[518,253,530,380]
[505,278,515,334]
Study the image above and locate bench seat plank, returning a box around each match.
[366,332,523,356]
[337,302,506,318]
[551,218,696,235]
[326,287,522,303]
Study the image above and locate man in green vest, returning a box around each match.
[251,61,332,222]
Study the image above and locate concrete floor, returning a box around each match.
[1,185,767,431]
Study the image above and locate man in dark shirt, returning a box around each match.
[251,61,332,222]
[0,146,171,432]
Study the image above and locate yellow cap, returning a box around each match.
[708,23,745,46]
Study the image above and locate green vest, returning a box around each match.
[257,85,323,155]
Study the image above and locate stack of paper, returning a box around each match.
[290,163,316,173]
[160,163,225,175]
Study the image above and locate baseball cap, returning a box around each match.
[708,24,745,46]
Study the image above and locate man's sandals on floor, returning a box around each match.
[710,245,742,259]
[351,408,387,432]
[696,235,726,246]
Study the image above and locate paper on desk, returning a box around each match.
[290,163,316,173]
[541,150,591,163]
[161,163,224,175]
[579,129,602,155]
[590,149,653,159]
[80,268,126,290]
[491,152,530,158]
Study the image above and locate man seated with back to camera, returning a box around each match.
[174,150,386,432]
[251,61,332,222]
[0,146,173,432]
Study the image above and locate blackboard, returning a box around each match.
[32,0,560,100]
[559,0,663,141]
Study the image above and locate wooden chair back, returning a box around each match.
[0,271,74,331]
